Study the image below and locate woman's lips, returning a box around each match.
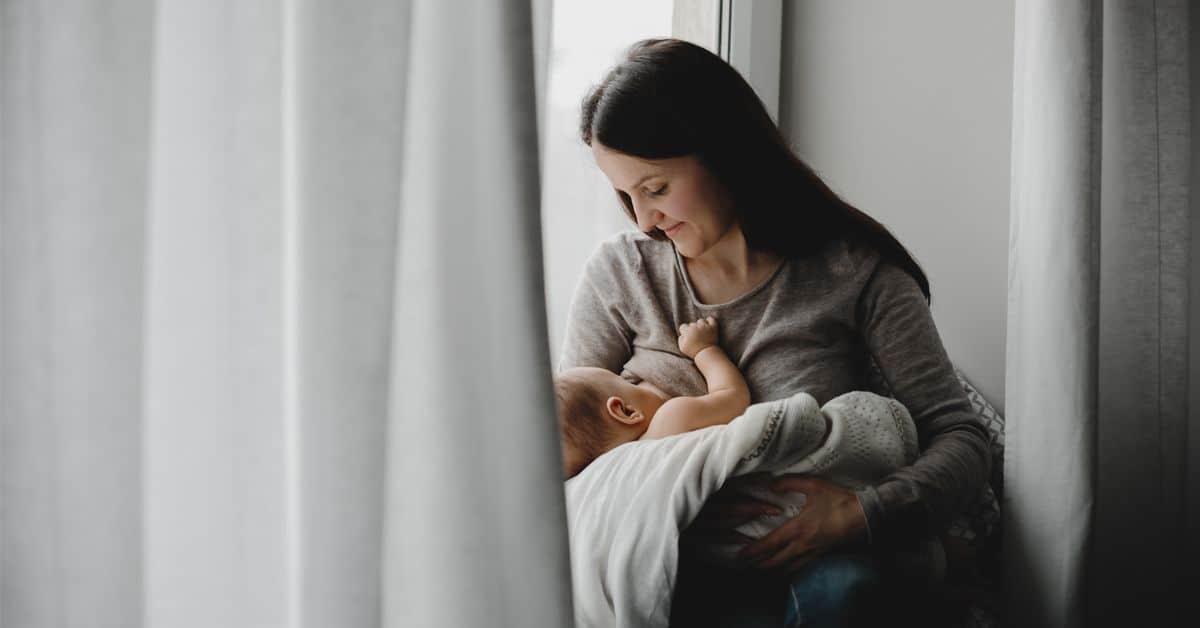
[661,222,684,237]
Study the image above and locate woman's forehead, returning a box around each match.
[591,143,678,186]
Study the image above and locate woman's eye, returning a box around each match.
[646,185,667,197]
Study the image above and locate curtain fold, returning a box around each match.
[142,2,293,625]
[1006,1,1191,626]
[384,0,572,625]
[0,1,570,627]
[1093,1,1190,623]
[1,1,155,626]
[289,2,409,626]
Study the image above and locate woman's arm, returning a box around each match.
[852,261,993,548]
[731,260,993,572]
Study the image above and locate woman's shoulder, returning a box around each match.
[584,230,676,278]
[803,235,884,282]
[788,236,927,309]
[816,237,929,314]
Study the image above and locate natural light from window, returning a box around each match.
[541,0,716,362]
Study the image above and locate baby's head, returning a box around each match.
[554,367,665,478]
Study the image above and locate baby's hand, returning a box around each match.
[678,316,719,359]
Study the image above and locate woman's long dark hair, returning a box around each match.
[580,38,931,303]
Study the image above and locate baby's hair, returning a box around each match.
[554,371,617,477]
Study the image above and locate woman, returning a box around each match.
[558,38,992,627]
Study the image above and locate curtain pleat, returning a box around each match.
[1006,1,1191,626]
[0,1,154,626]
[1093,0,1191,623]
[1005,2,1100,625]
[383,1,573,626]
[141,1,290,625]
[289,2,409,626]
[1,1,570,627]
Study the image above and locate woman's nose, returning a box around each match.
[634,206,663,233]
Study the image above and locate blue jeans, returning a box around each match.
[670,552,889,627]
[781,554,884,628]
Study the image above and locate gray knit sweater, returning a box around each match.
[558,231,992,548]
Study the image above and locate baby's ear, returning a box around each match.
[605,396,644,425]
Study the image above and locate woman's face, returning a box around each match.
[591,141,735,259]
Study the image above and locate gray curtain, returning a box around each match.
[384,0,572,626]
[1006,1,1193,626]
[0,1,570,627]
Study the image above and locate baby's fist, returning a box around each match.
[678,316,719,358]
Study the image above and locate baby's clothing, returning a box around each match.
[698,390,921,565]
[564,389,939,628]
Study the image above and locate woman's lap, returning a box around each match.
[670,551,899,628]
[781,554,885,628]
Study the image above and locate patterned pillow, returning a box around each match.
[861,361,1006,627]
[951,366,1005,539]
[946,371,1004,628]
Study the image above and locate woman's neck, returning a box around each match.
[688,226,780,284]
[684,226,783,304]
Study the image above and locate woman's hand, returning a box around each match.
[681,472,780,550]
[735,475,869,575]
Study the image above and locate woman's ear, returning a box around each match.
[605,396,645,425]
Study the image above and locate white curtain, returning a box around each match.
[0,1,571,627]
[1005,1,1193,626]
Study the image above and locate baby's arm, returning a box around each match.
[643,317,752,438]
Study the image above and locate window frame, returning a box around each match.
[718,0,783,123]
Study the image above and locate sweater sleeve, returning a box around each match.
[852,261,993,548]
[557,242,636,374]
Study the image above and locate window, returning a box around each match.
[540,0,718,361]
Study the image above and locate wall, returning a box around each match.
[777,0,1014,412]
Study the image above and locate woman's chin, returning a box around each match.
[671,237,698,258]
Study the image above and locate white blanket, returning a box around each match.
[563,390,918,628]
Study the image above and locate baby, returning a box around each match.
[557,318,941,583]
[557,316,795,478]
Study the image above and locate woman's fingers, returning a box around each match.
[770,474,820,494]
[738,515,810,565]
[753,538,809,570]
[735,476,867,574]
[685,472,779,533]
[688,500,779,532]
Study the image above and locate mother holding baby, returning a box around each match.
[559,38,992,627]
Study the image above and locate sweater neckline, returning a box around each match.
[672,245,789,309]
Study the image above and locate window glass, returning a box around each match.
[541,0,715,361]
